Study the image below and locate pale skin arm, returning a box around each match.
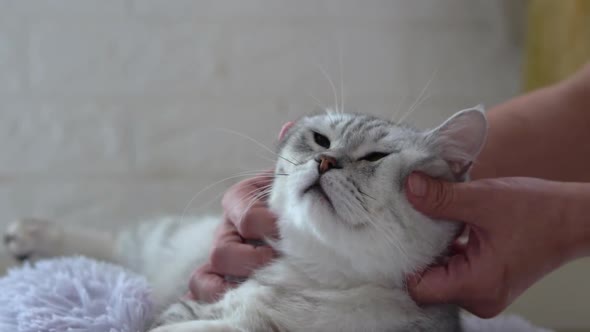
[472,63,590,181]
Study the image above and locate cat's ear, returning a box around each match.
[278,122,295,141]
[424,105,488,178]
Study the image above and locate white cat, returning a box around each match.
[4,107,487,331]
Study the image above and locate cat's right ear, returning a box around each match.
[278,122,294,141]
[423,105,488,179]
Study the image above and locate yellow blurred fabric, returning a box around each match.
[524,0,590,91]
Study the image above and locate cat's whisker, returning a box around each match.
[324,108,339,128]
[338,41,345,114]
[342,206,401,260]
[283,157,301,166]
[362,213,411,264]
[179,171,278,225]
[238,190,273,215]
[390,94,408,123]
[215,128,301,166]
[307,92,338,127]
[180,180,278,229]
[239,182,274,202]
[402,90,433,124]
[232,172,282,180]
[234,169,274,176]
[238,189,273,225]
[240,184,274,202]
[397,69,437,124]
[234,168,289,178]
[358,189,377,201]
[190,190,226,214]
[342,191,411,264]
[240,194,272,218]
[314,62,340,114]
[308,92,328,112]
[243,186,273,203]
[254,152,281,164]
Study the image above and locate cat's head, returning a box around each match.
[268,107,487,285]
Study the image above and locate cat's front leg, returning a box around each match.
[149,320,240,332]
[152,299,220,328]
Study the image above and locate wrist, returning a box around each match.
[559,182,590,261]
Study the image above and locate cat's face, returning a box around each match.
[269,108,487,283]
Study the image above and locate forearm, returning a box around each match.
[472,64,590,182]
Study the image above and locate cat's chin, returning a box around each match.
[302,195,370,231]
[302,182,334,210]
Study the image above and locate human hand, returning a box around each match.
[188,174,278,302]
[405,173,586,317]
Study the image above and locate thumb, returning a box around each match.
[405,172,480,223]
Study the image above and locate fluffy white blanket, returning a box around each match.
[0,257,552,332]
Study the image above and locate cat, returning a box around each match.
[4,106,487,332]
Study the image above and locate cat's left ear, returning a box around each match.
[424,105,488,178]
[278,122,294,140]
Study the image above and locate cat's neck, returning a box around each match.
[273,220,404,290]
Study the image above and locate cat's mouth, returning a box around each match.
[303,180,334,208]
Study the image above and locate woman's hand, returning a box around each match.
[405,173,589,317]
[189,174,278,302]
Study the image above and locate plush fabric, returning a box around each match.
[462,312,554,332]
[0,256,552,332]
[0,256,153,332]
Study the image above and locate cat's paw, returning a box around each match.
[3,218,63,262]
[151,300,202,328]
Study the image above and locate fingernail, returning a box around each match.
[408,173,428,197]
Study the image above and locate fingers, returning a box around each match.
[210,218,276,276]
[209,241,275,277]
[407,230,509,318]
[222,175,278,239]
[236,207,278,239]
[407,253,471,304]
[405,172,486,223]
[191,174,279,303]
[188,264,234,303]
[408,258,507,319]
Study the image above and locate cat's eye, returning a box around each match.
[313,132,330,149]
[360,152,389,162]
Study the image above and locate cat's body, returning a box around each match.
[154,257,459,332]
[4,108,488,332]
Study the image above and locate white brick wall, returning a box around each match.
[0,101,132,173]
[6,1,585,330]
[0,18,25,92]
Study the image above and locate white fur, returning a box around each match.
[5,109,491,331]
[117,216,219,308]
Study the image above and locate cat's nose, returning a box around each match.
[315,155,340,174]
